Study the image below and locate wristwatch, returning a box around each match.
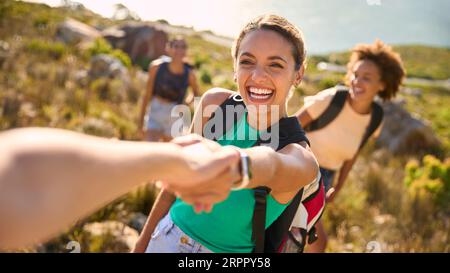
[231,149,252,190]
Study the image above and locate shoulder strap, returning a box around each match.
[204,93,246,140]
[255,116,310,150]
[304,86,348,132]
[263,188,304,252]
[252,186,271,253]
[204,93,310,253]
[358,101,383,150]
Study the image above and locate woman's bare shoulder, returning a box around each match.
[201,88,235,107]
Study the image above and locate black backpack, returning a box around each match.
[205,93,320,253]
[304,85,384,151]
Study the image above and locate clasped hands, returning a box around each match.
[158,134,243,213]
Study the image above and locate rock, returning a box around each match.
[19,102,37,119]
[373,214,394,225]
[102,23,168,66]
[72,69,89,87]
[376,100,441,154]
[83,221,139,252]
[89,54,129,84]
[56,18,101,44]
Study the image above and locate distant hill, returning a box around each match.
[2,1,448,81]
[322,45,450,80]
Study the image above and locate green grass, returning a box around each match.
[401,85,450,155]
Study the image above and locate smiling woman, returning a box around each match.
[134,14,320,254]
[294,40,406,253]
[234,29,303,124]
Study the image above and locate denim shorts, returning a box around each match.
[320,167,336,193]
[145,213,213,253]
[143,97,178,136]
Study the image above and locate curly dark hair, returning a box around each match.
[345,40,406,101]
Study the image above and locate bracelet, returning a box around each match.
[231,149,252,190]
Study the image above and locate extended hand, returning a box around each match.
[325,187,336,203]
[160,134,241,213]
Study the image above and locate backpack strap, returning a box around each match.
[304,86,384,150]
[252,186,271,253]
[263,188,304,252]
[253,112,309,253]
[255,116,310,150]
[204,93,310,253]
[358,102,383,150]
[203,93,246,140]
[304,86,348,132]
[288,227,308,253]
[282,174,325,253]
[253,113,309,253]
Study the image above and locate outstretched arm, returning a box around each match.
[166,89,320,206]
[0,128,238,249]
[242,142,319,203]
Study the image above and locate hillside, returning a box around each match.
[0,0,448,253]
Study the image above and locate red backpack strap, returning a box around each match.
[304,176,326,245]
[283,175,326,252]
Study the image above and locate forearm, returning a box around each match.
[139,92,152,127]
[139,73,155,127]
[243,145,319,193]
[334,157,357,194]
[134,189,175,252]
[193,85,201,98]
[0,128,182,248]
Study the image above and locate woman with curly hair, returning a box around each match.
[294,40,406,252]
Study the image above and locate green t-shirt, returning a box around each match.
[169,112,291,253]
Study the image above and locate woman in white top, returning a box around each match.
[296,40,405,252]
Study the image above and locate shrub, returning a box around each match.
[193,54,209,69]
[200,69,212,84]
[87,38,131,68]
[404,155,450,210]
[25,39,66,59]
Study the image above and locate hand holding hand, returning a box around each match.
[160,134,241,213]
